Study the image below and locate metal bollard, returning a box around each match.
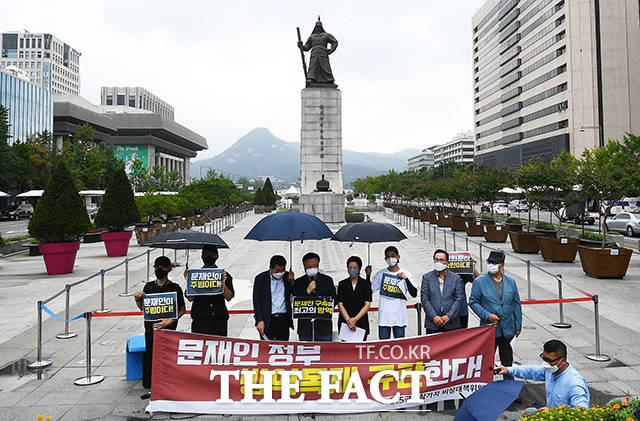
[146,249,151,282]
[28,301,52,368]
[526,260,532,300]
[415,303,423,336]
[443,230,447,251]
[551,276,571,328]
[479,244,484,272]
[586,295,610,362]
[120,259,133,297]
[95,270,111,313]
[453,232,457,250]
[56,284,78,339]
[465,236,469,251]
[428,223,431,242]
[74,312,104,385]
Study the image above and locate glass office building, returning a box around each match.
[0,70,53,144]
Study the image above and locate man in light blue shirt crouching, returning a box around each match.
[496,339,590,411]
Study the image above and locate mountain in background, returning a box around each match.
[190,128,420,185]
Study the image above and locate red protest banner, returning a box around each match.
[147,326,495,415]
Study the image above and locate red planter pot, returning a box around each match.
[39,241,81,275]
[102,231,133,257]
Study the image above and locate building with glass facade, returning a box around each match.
[0,69,53,144]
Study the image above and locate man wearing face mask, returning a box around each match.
[469,250,522,379]
[337,256,372,340]
[293,252,336,341]
[184,245,234,336]
[420,249,465,335]
[253,255,295,340]
[371,246,418,339]
[133,256,186,393]
[495,340,589,410]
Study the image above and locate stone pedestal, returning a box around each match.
[299,87,345,223]
[300,192,345,224]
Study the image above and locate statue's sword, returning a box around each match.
[296,27,308,79]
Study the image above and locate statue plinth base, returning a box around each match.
[299,192,345,224]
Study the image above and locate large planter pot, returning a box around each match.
[39,241,81,275]
[509,231,540,254]
[534,228,557,238]
[345,212,365,223]
[505,223,524,233]
[426,210,438,224]
[436,213,451,228]
[450,216,467,232]
[577,246,632,279]
[537,236,579,263]
[102,231,133,257]
[83,231,103,243]
[483,225,510,243]
[465,220,484,236]
[579,238,618,248]
[480,218,495,225]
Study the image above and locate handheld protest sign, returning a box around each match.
[143,292,178,322]
[447,251,474,275]
[292,296,334,320]
[186,268,225,296]
[379,273,407,300]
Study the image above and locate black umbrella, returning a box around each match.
[144,230,229,267]
[331,221,407,265]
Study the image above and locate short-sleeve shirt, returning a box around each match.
[189,272,235,321]
[371,267,416,327]
[143,280,186,332]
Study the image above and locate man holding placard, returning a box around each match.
[184,245,234,336]
[133,256,186,391]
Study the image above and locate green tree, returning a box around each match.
[128,157,150,192]
[95,165,140,231]
[28,160,90,243]
[516,159,547,232]
[0,105,13,191]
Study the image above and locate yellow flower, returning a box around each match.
[613,403,621,409]
[621,400,629,406]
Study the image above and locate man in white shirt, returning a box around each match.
[371,246,417,339]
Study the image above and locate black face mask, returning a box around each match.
[202,255,217,266]
[155,268,169,280]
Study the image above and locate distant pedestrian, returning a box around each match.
[371,246,417,339]
[421,249,465,334]
[133,256,186,393]
[337,256,372,340]
[469,250,522,379]
[252,255,295,341]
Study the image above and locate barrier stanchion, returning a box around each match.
[551,276,571,329]
[428,223,431,242]
[95,270,111,314]
[479,243,484,272]
[74,313,104,385]
[443,230,447,252]
[452,231,457,250]
[119,258,133,297]
[28,301,52,369]
[146,249,150,282]
[465,236,469,251]
[56,285,78,339]
[415,303,422,336]
[526,260,532,300]
[586,295,610,362]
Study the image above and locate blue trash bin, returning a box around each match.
[126,334,146,381]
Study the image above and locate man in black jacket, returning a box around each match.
[253,255,295,340]
[293,252,336,341]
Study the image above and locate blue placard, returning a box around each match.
[380,273,407,300]
[142,292,178,322]
[186,268,225,296]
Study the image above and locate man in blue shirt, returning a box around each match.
[253,255,295,340]
[495,339,590,410]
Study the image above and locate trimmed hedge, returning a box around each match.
[28,160,90,243]
[95,166,140,231]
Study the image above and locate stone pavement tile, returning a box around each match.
[93,365,127,377]
[604,366,640,381]
[78,388,128,404]
[579,368,620,382]
[0,391,29,406]
[93,376,135,392]
[59,403,114,421]
[2,404,72,421]
[588,380,629,396]
[35,389,87,406]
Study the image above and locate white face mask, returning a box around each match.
[306,267,319,277]
[541,361,559,373]
[434,262,448,272]
[386,257,398,267]
[487,263,500,274]
[271,271,284,280]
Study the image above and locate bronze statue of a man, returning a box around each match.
[297,17,338,87]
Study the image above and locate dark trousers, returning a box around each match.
[496,336,515,380]
[191,318,228,336]
[425,327,447,335]
[265,314,290,341]
[460,315,469,328]
[142,330,154,389]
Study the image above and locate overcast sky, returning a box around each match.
[2,0,487,159]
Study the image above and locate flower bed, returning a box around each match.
[519,398,638,420]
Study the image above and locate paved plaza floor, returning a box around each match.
[0,210,639,420]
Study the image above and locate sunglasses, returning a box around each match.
[539,353,562,364]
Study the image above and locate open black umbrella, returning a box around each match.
[331,221,407,265]
[244,212,333,268]
[454,380,524,421]
[144,230,229,267]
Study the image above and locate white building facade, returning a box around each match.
[100,87,175,120]
[407,148,435,171]
[432,132,475,166]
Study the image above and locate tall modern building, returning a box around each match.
[100,87,175,120]
[433,131,475,166]
[407,148,435,171]
[472,0,640,168]
[0,69,53,144]
[0,32,81,95]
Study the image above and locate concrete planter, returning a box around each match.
[537,237,579,263]
[39,241,80,275]
[509,231,540,254]
[465,220,485,237]
[345,213,365,223]
[483,224,510,243]
[102,231,133,257]
[577,246,632,279]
